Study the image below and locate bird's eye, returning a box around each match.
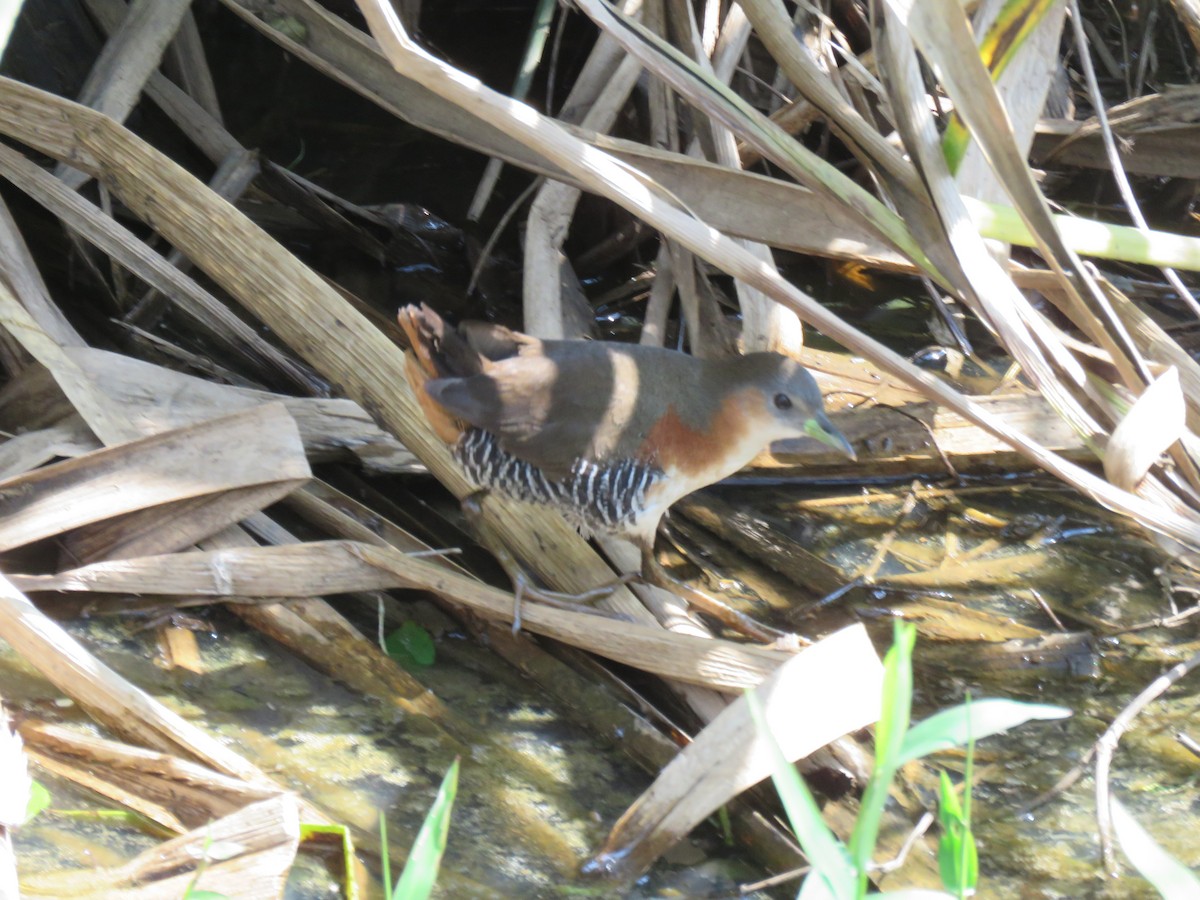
[774,393,792,410]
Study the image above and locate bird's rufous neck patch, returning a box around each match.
[639,387,766,476]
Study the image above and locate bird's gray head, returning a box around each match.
[741,353,856,460]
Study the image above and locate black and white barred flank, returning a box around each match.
[455,427,661,533]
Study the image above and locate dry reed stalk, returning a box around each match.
[10,540,884,694]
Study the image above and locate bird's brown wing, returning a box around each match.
[426,346,639,479]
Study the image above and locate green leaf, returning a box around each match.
[938,771,963,825]
[941,824,978,898]
[24,780,50,823]
[391,758,459,900]
[937,772,977,895]
[380,813,392,898]
[385,621,436,668]
[941,0,1060,172]
[746,692,856,898]
[875,621,917,768]
[849,621,916,894]
[897,699,1070,766]
[1111,796,1200,897]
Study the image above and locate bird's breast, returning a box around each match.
[638,387,766,477]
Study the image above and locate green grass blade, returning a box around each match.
[850,621,916,895]
[798,872,841,900]
[936,770,977,897]
[897,699,1070,766]
[942,0,1059,172]
[391,758,460,900]
[957,701,978,898]
[873,621,917,767]
[746,691,856,898]
[380,812,392,898]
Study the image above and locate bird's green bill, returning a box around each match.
[772,415,857,461]
[804,415,856,460]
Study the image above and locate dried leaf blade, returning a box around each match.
[1105,367,1186,492]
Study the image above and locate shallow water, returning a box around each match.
[6,600,779,898]
[680,477,1198,897]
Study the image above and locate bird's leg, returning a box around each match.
[460,491,633,634]
[638,539,795,646]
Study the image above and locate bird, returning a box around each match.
[396,303,855,636]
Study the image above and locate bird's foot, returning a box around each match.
[509,571,635,634]
[461,490,632,635]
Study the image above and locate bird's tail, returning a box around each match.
[395,304,470,444]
